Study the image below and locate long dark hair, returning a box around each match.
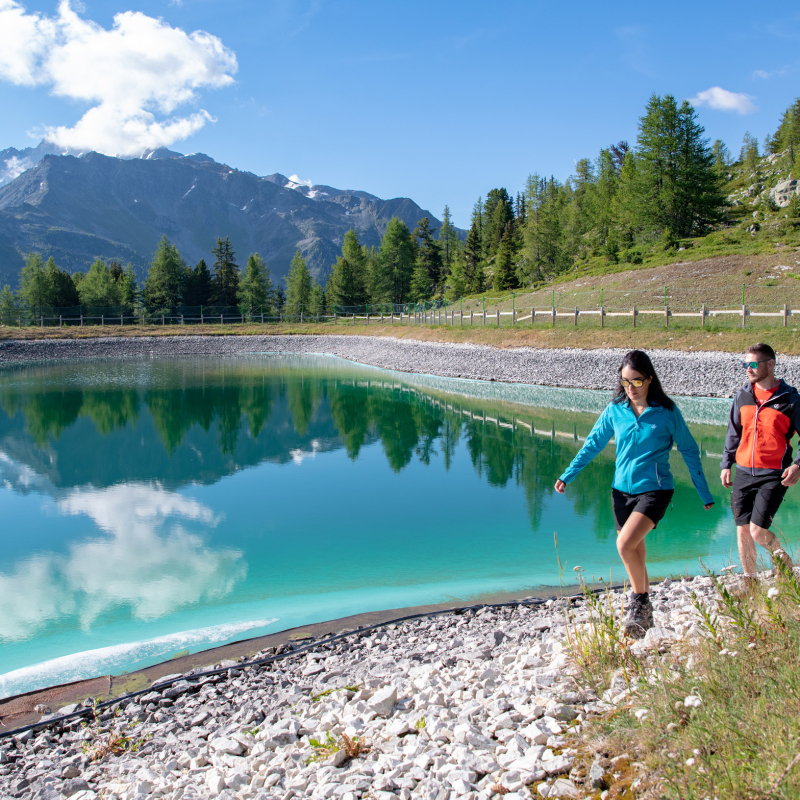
[612,349,674,411]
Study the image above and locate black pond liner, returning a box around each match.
[1,586,626,740]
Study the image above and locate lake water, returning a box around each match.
[1,354,797,698]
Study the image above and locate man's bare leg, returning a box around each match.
[750,523,792,569]
[737,524,758,576]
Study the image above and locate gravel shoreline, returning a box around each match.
[0,576,733,800]
[2,334,799,397]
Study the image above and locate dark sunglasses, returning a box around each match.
[620,378,647,388]
[742,360,771,369]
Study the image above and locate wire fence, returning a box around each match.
[3,283,800,330]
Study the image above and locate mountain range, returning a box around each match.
[0,143,455,287]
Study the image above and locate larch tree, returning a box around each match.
[144,235,185,309]
[285,251,312,316]
[19,252,48,313]
[240,253,273,314]
[79,259,123,307]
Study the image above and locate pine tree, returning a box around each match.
[591,149,619,260]
[437,206,460,279]
[446,247,467,300]
[183,259,212,307]
[370,218,416,303]
[285,251,312,316]
[634,94,723,238]
[308,282,326,316]
[144,235,185,309]
[44,257,80,307]
[463,203,484,293]
[493,224,516,290]
[410,258,432,302]
[120,263,138,311]
[240,253,272,315]
[327,230,370,307]
[413,218,443,295]
[211,236,240,307]
[342,230,369,305]
[613,151,639,252]
[482,189,513,261]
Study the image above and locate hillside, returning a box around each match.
[0,148,452,286]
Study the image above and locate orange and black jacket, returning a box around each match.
[722,379,800,475]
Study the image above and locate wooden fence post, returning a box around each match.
[742,304,746,328]
[784,304,788,327]
[496,309,500,326]
[665,306,668,329]
[551,306,556,327]
[632,306,636,328]
[574,307,578,326]
[701,303,705,328]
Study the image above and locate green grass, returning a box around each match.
[568,556,800,799]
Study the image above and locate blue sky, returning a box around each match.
[0,0,798,227]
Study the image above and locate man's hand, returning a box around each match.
[554,479,566,494]
[704,503,714,510]
[721,468,733,488]
[781,464,800,487]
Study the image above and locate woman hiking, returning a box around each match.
[554,350,714,639]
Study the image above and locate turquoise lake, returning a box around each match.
[1,354,797,698]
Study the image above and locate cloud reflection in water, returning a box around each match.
[0,475,246,642]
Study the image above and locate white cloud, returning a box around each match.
[0,480,246,641]
[288,174,314,188]
[1,155,34,183]
[0,0,237,155]
[688,86,758,115]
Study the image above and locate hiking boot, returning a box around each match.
[623,595,654,640]
[730,575,758,598]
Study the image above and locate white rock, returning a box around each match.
[206,770,226,793]
[548,777,580,798]
[543,755,574,776]
[209,737,244,755]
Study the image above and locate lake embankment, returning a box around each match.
[2,334,797,397]
[0,574,740,800]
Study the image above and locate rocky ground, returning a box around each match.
[1,334,799,397]
[0,575,734,800]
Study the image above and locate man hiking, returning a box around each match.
[721,343,800,579]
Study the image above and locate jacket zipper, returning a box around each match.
[750,385,789,475]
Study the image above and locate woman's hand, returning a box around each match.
[703,502,714,510]
[554,479,566,494]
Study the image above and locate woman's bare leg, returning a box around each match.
[616,512,656,594]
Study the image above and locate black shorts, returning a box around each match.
[731,469,787,528]
[612,488,674,531]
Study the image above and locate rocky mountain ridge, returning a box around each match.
[0,144,454,287]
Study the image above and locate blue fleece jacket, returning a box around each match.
[559,401,714,505]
